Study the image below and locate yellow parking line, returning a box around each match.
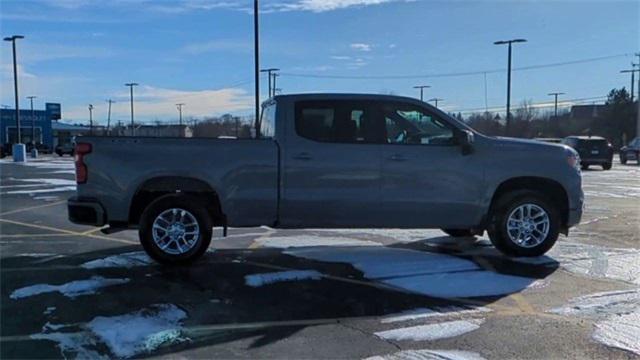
[0,200,66,216]
[472,255,537,314]
[0,218,136,245]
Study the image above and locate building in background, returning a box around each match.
[0,103,61,148]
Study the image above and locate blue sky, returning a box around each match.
[1,0,638,124]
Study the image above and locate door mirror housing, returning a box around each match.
[457,129,475,155]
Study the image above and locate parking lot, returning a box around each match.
[1,155,638,359]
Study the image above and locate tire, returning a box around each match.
[56,151,63,157]
[442,229,474,237]
[487,191,560,257]
[139,194,212,265]
[581,164,589,170]
[620,153,627,164]
[603,162,612,170]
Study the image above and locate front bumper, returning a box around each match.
[68,196,106,226]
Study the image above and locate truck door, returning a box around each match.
[377,101,484,228]
[280,100,385,227]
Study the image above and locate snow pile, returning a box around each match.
[365,349,486,360]
[245,270,323,287]
[551,289,640,355]
[374,319,484,341]
[88,304,187,358]
[286,246,536,298]
[81,252,153,269]
[31,304,187,359]
[309,228,446,243]
[10,276,129,299]
[1,177,76,195]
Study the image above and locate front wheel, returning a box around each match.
[488,191,560,257]
[139,194,212,265]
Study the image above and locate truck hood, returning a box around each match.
[490,136,568,153]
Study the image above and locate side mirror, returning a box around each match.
[457,129,475,155]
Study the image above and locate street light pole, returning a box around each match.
[260,68,279,98]
[494,38,527,135]
[413,85,430,102]
[88,104,94,135]
[125,83,138,136]
[428,98,443,108]
[106,99,114,135]
[547,92,565,118]
[254,0,260,136]
[4,35,25,161]
[176,103,185,126]
[272,73,279,97]
[27,96,36,145]
[620,68,637,102]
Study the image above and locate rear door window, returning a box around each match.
[295,101,384,144]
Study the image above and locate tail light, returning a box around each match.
[74,143,92,184]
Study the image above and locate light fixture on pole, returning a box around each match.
[124,83,138,136]
[494,38,527,135]
[4,34,26,162]
[413,85,430,102]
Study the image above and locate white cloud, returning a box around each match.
[268,0,408,12]
[63,85,252,123]
[350,43,372,52]
[330,55,352,60]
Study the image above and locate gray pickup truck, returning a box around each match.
[68,93,583,264]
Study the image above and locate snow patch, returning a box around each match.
[593,310,640,355]
[374,319,484,341]
[365,349,486,360]
[256,235,382,248]
[551,289,640,355]
[245,270,323,287]
[81,252,153,269]
[286,247,537,298]
[87,304,187,358]
[10,276,129,299]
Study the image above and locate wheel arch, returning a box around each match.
[128,176,225,226]
[487,176,569,232]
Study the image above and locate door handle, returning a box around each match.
[388,154,406,161]
[293,152,312,160]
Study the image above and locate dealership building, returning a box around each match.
[0,103,62,148]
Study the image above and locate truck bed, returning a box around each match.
[77,136,279,227]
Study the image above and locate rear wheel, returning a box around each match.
[603,162,612,170]
[487,191,560,257]
[620,153,627,164]
[442,229,474,237]
[139,194,212,265]
[581,164,589,170]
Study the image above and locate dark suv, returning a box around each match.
[562,136,613,170]
[620,137,640,165]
